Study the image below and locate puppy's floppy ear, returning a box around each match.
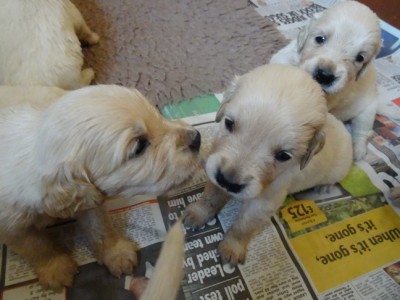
[356,41,381,81]
[215,100,228,123]
[297,13,321,52]
[216,76,240,122]
[41,162,104,218]
[300,129,325,170]
[355,62,370,81]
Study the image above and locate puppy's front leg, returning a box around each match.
[77,207,138,277]
[4,227,78,290]
[351,100,376,161]
[66,0,99,46]
[184,181,229,229]
[219,190,286,266]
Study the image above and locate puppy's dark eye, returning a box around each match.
[225,118,235,132]
[274,150,292,162]
[129,137,149,159]
[355,53,365,63]
[315,35,326,45]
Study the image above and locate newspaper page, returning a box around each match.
[1,2,400,300]
[249,0,338,39]
[375,21,400,121]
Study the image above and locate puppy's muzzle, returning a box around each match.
[313,68,336,87]
[215,169,245,194]
[189,129,201,152]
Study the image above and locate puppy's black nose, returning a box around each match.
[313,68,336,86]
[216,169,245,194]
[189,130,201,152]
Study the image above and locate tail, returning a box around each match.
[140,220,185,300]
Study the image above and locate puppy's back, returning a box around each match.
[0,86,67,223]
[0,1,83,88]
[0,86,65,110]
[288,113,353,193]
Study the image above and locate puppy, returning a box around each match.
[184,64,352,265]
[270,1,381,161]
[0,85,200,290]
[0,0,99,89]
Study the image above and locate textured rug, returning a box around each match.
[74,0,287,106]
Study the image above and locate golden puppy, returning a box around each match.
[184,64,352,265]
[0,0,98,89]
[0,85,200,289]
[270,1,381,161]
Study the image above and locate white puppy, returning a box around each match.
[0,0,99,89]
[270,1,381,160]
[184,64,352,265]
[0,85,201,290]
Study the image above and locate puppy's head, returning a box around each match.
[296,1,381,94]
[207,64,327,199]
[38,85,200,217]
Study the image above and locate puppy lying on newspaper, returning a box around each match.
[270,1,381,161]
[184,64,353,265]
[0,85,200,290]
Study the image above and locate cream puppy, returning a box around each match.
[184,64,352,265]
[0,0,99,89]
[0,85,200,289]
[270,1,381,161]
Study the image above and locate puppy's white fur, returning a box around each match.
[0,0,99,89]
[184,64,352,265]
[0,85,200,289]
[270,1,381,160]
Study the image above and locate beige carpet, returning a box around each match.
[74,0,287,106]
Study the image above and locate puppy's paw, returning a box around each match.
[80,68,95,86]
[218,236,247,266]
[84,32,100,46]
[100,238,138,278]
[353,141,367,161]
[36,254,78,290]
[183,201,215,229]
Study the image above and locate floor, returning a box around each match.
[359,0,400,29]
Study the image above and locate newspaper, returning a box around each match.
[1,1,400,299]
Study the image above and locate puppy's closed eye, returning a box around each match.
[128,136,150,159]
